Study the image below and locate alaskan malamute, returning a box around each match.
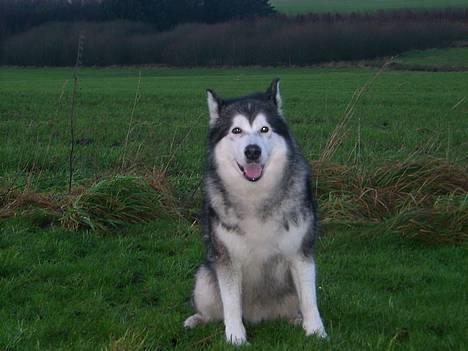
[184,79,326,345]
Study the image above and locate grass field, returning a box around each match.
[271,0,468,14]
[1,64,467,350]
[1,66,467,188]
[396,47,468,68]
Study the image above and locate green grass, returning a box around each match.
[1,66,467,191]
[1,219,466,350]
[396,47,468,68]
[271,0,468,14]
[0,66,467,349]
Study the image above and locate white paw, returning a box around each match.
[304,320,327,338]
[184,314,204,329]
[225,323,247,346]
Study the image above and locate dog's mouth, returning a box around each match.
[237,162,263,182]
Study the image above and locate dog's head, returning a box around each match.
[206,79,291,184]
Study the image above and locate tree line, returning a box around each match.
[3,9,467,66]
[0,0,275,42]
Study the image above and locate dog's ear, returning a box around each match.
[207,89,223,126]
[266,78,283,116]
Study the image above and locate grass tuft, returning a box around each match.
[389,196,468,244]
[370,157,468,196]
[319,193,369,225]
[0,190,63,220]
[60,176,165,231]
[103,329,148,351]
[313,158,468,243]
[1,157,466,243]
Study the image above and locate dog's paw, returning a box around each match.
[225,323,247,346]
[183,313,205,329]
[304,320,327,339]
[306,327,327,339]
[288,314,303,326]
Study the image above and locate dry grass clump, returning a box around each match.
[313,158,468,243]
[61,176,165,231]
[2,157,466,243]
[359,158,468,219]
[0,190,64,220]
[1,170,176,232]
[389,196,468,244]
[319,193,369,225]
[369,158,468,196]
[146,168,181,219]
[311,161,359,196]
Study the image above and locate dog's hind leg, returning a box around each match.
[184,264,223,328]
[183,313,206,328]
[288,311,303,326]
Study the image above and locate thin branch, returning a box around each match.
[68,32,85,194]
[319,57,393,162]
[120,70,142,171]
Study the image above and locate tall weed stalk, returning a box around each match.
[68,32,84,193]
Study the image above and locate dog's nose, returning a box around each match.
[244,144,262,162]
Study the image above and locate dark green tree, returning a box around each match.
[201,0,275,23]
[1,0,277,37]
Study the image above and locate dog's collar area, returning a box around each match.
[236,162,263,182]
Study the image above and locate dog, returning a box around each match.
[184,79,326,345]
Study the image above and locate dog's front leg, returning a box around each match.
[290,256,327,338]
[216,264,246,345]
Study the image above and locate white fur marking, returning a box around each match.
[207,91,219,126]
[275,81,283,116]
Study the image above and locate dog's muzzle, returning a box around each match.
[238,144,263,182]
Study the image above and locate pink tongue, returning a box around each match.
[244,164,262,180]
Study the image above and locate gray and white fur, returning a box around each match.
[184,79,326,345]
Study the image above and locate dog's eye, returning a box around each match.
[260,126,269,133]
[232,127,242,134]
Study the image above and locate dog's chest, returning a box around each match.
[216,215,306,264]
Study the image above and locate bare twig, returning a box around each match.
[162,126,193,175]
[444,97,466,160]
[120,71,142,171]
[319,58,393,162]
[68,32,85,194]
